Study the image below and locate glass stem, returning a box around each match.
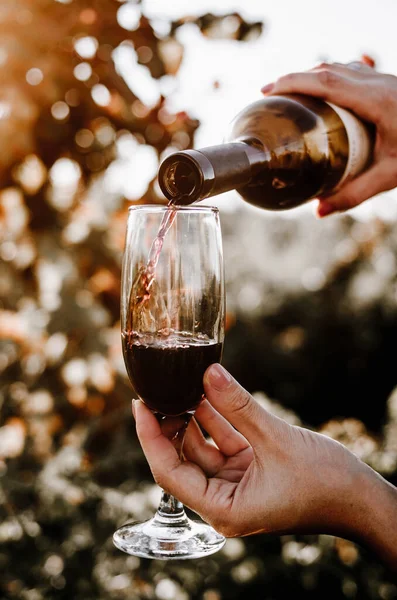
[153,411,194,524]
[157,492,186,520]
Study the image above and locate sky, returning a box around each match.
[120,0,397,220]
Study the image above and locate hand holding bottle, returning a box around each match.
[262,61,397,217]
[134,364,397,570]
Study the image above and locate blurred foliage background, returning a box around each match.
[0,0,397,598]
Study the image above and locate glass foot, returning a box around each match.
[113,510,226,560]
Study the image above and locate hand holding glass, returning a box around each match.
[113,206,225,559]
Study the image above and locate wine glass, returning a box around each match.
[113,205,225,560]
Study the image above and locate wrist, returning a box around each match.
[346,463,397,570]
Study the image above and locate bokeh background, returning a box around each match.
[1,0,397,598]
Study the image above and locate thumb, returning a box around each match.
[203,364,280,446]
[317,162,394,217]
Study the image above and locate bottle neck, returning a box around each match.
[158,141,266,205]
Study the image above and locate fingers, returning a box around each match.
[134,400,209,508]
[317,161,396,216]
[314,61,375,76]
[183,418,226,476]
[311,62,372,78]
[261,67,380,124]
[260,61,397,215]
[195,399,250,456]
[176,397,251,476]
[346,60,375,73]
[203,364,282,447]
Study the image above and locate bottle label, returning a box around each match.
[327,102,372,188]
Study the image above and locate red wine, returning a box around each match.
[122,331,222,416]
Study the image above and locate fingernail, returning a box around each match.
[132,399,137,418]
[261,83,274,94]
[207,363,232,391]
[317,201,336,218]
[361,54,375,68]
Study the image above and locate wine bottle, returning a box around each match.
[158,94,374,211]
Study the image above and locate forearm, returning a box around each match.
[350,465,397,571]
